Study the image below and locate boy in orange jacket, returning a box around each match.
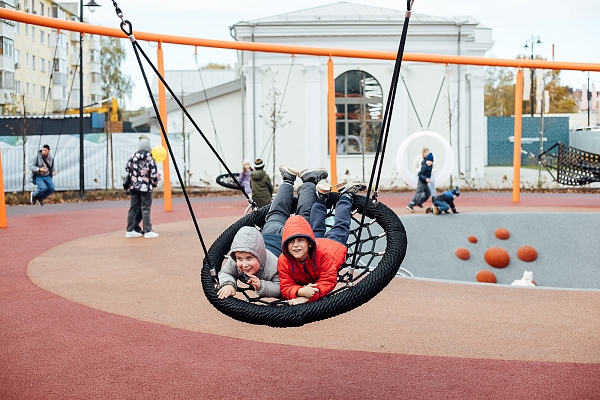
[278,181,366,305]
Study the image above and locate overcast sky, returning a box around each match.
[85,0,600,109]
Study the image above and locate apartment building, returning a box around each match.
[0,0,101,115]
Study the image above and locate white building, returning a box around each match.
[135,2,494,189]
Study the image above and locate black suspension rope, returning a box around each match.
[52,52,82,160]
[400,73,424,130]
[347,0,414,282]
[426,74,446,130]
[113,9,218,279]
[135,46,254,207]
[193,51,227,174]
[36,33,62,150]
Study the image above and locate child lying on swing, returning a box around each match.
[217,165,328,299]
[278,180,366,305]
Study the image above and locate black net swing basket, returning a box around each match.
[201,193,408,328]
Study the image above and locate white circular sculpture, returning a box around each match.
[395,130,454,189]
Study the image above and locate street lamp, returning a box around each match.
[79,0,101,199]
[524,35,542,117]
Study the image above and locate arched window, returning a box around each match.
[334,70,383,155]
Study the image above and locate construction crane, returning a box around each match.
[65,97,120,122]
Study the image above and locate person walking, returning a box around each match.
[250,158,273,208]
[238,159,253,198]
[125,135,159,238]
[406,152,434,212]
[29,144,57,206]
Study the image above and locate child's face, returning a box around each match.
[426,160,433,166]
[287,237,312,263]
[235,251,260,275]
[243,162,251,171]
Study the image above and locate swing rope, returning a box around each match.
[347,0,414,282]
[111,3,223,280]
[193,50,228,174]
[52,52,82,161]
[36,32,62,151]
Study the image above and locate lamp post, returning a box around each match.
[78,0,100,199]
[524,35,541,117]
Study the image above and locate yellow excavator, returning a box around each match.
[65,97,120,122]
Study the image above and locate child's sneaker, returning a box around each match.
[425,207,433,214]
[406,204,415,213]
[433,206,440,215]
[316,180,332,196]
[338,181,366,195]
[279,165,299,182]
[298,167,328,183]
[144,231,159,238]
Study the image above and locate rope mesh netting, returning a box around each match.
[201,194,407,327]
[540,142,600,186]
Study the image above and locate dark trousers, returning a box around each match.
[409,180,431,207]
[126,191,153,233]
[310,193,352,245]
[262,181,316,237]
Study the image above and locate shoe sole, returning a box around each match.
[406,206,415,213]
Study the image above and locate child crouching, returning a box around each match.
[426,186,460,215]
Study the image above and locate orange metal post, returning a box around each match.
[327,57,337,187]
[512,69,524,203]
[157,42,172,212]
[0,149,7,228]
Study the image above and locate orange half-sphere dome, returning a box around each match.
[476,270,497,283]
[495,228,510,240]
[484,247,510,268]
[517,246,538,262]
[468,236,478,244]
[455,248,470,260]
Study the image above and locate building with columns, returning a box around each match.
[139,2,493,189]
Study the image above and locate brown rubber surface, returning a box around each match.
[2,193,600,399]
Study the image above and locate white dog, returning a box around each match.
[511,270,536,287]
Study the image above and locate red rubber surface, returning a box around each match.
[1,193,599,399]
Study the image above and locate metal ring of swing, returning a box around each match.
[201,193,407,328]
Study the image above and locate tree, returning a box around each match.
[485,56,577,116]
[100,37,133,106]
[201,63,231,69]
[484,67,515,116]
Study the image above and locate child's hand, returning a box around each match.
[246,273,261,291]
[288,296,310,306]
[297,283,319,299]
[425,178,430,183]
[217,284,236,299]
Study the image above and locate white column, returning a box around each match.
[467,70,485,178]
[303,64,322,168]
[242,65,263,161]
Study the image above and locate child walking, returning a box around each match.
[277,180,366,305]
[218,165,328,299]
[407,152,433,212]
[250,158,273,208]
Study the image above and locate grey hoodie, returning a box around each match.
[218,226,280,298]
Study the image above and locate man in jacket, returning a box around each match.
[29,144,57,206]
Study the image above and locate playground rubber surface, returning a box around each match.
[1,192,599,399]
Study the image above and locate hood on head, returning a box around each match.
[281,215,316,259]
[229,226,266,269]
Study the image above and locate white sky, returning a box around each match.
[84,0,600,109]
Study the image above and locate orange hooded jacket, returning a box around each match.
[278,215,348,301]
